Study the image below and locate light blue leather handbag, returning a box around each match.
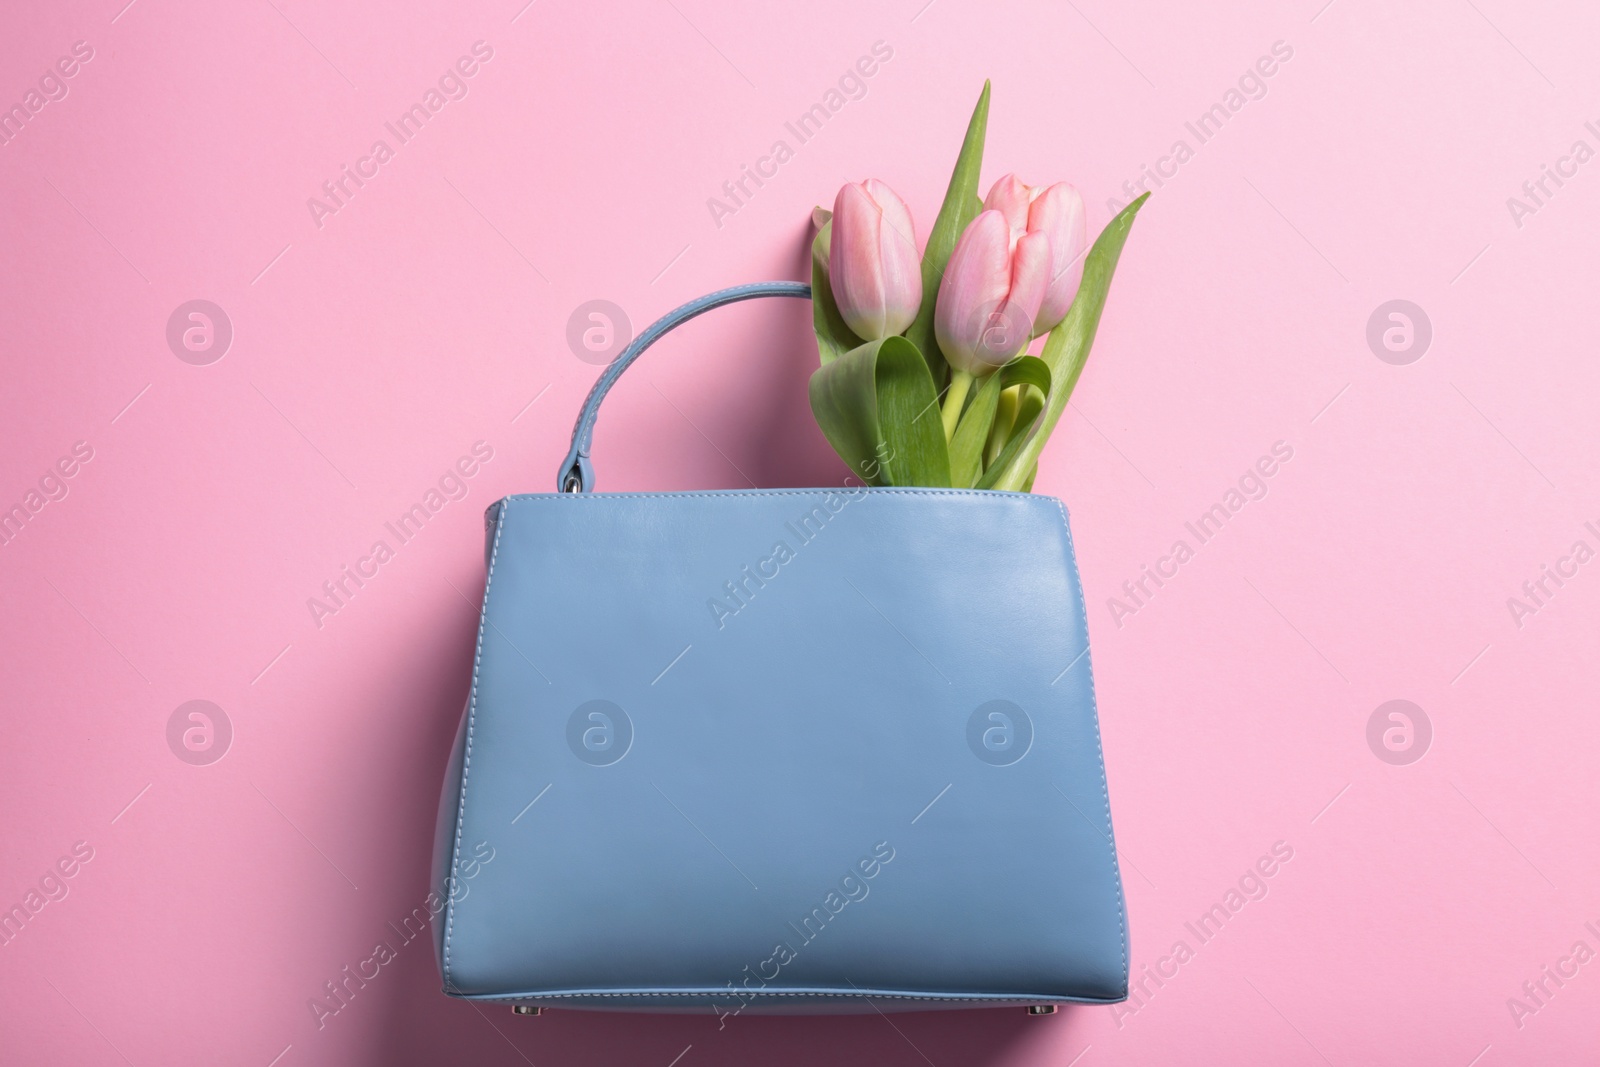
[434,282,1129,1017]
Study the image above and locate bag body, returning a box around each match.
[434,284,1129,1014]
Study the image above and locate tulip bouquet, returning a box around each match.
[808,83,1147,492]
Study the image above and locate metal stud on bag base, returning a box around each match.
[512,1005,542,1016]
[1027,1005,1058,1015]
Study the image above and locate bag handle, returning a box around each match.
[557,281,812,492]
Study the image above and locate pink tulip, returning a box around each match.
[934,209,1050,376]
[983,174,1087,334]
[829,180,922,341]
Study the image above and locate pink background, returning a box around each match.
[3,0,1598,1063]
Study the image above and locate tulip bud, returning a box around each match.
[984,175,1087,334]
[934,209,1050,376]
[828,180,922,340]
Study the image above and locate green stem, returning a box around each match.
[940,370,974,440]
[985,385,1020,467]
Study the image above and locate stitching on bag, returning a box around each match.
[468,990,1094,1002]
[1051,496,1128,997]
[500,488,1043,502]
[442,501,509,985]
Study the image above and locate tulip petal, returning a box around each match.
[1002,229,1051,339]
[865,178,918,253]
[1029,183,1087,332]
[865,181,922,336]
[830,181,922,340]
[831,183,887,339]
[935,210,1016,374]
[983,173,1033,244]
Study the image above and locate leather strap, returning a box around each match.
[557,281,812,492]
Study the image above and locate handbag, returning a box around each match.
[433,282,1129,1016]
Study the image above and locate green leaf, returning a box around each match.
[1000,354,1051,396]
[989,193,1150,492]
[810,216,864,365]
[948,371,1004,487]
[976,380,1046,490]
[976,410,1034,489]
[809,335,951,487]
[948,356,1049,488]
[903,81,991,387]
[1009,383,1045,444]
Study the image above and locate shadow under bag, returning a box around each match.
[434,282,1130,1015]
